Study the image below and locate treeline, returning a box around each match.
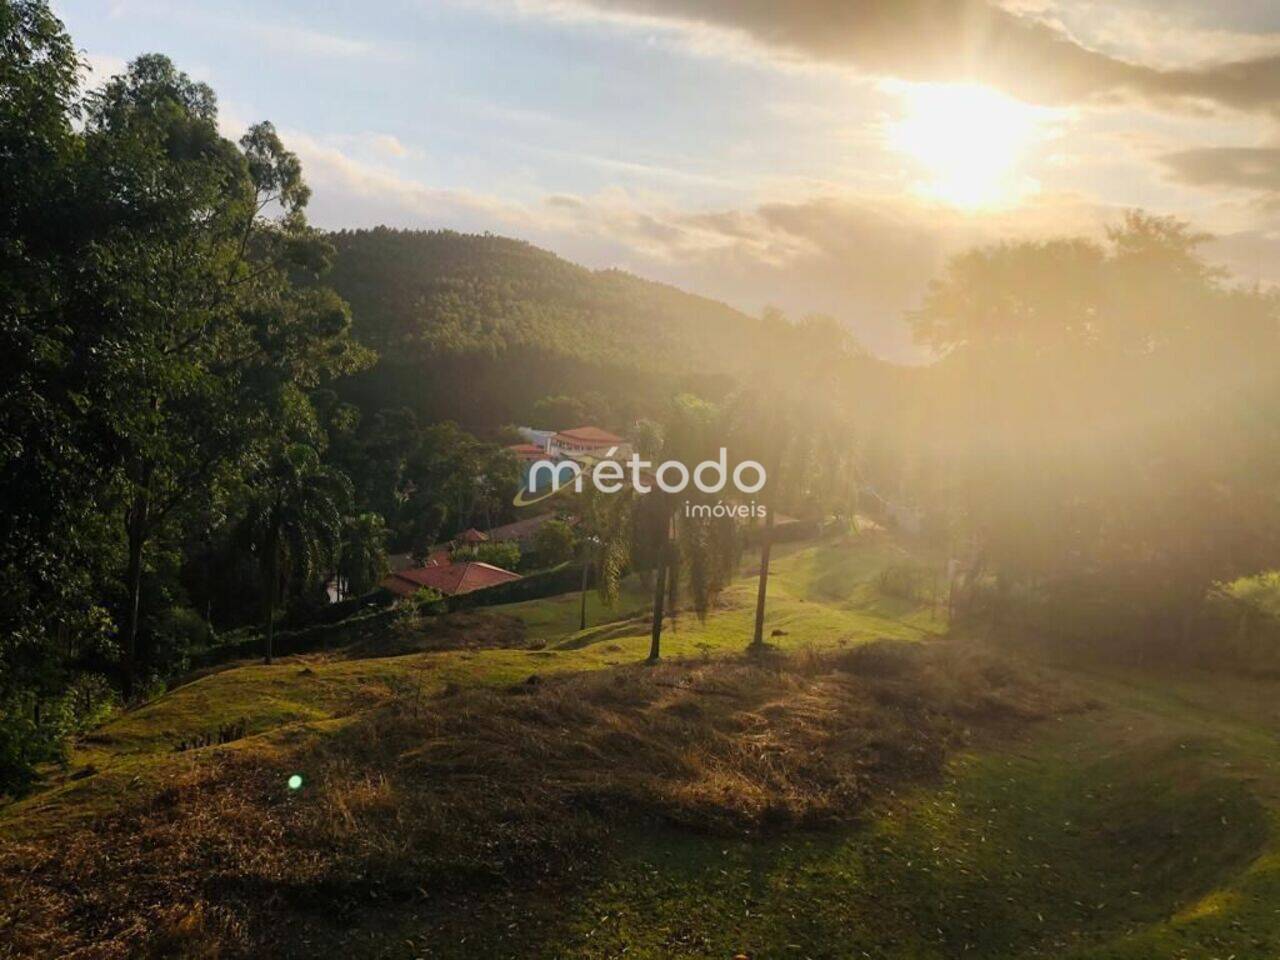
[324,227,791,428]
[0,4,521,790]
[867,213,1280,657]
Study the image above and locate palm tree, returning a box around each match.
[338,511,389,600]
[573,469,634,631]
[733,317,861,653]
[643,397,740,661]
[241,443,351,663]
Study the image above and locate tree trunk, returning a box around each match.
[666,543,679,632]
[264,515,280,665]
[750,506,776,651]
[648,550,667,662]
[121,481,151,702]
[579,553,592,632]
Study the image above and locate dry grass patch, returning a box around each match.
[0,640,1075,959]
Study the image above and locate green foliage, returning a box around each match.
[1220,570,1280,620]
[338,512,390,598]
[877,563,935,602]
[452,541,521,571]
[322,228,793,428]
[239,443,352,662]
[894,212,1280,651]
[531,394,586,427]
[530,518,577,567]
[0,671,120,796]
[412,586,447,615]
[1,8,377,708]
[148,606,211,677]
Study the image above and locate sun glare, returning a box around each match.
[884,82,1060,209]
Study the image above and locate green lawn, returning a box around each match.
[7,532,1280,960]
[0,533,944,839]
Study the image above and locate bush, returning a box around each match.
[530,519,576,567]
[0,673,122,797]
[63,672,121,730]
[149,605,212,677]
[0,696,67,797]
[413,586,447,616]
[453,541,522,571]
[876,563,935,602]
[447,563,584,611]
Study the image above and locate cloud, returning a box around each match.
[276,129,1119,362]
[1161,147,1280,191]
[81,52,128,84]
[510,0,1280,115]
[533,187,1115,359]
[281,130,534,231]
[369,134,412,159]
[101,2,381,60]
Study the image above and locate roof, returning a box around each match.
[487,512,558,542]
[553,426,624,446]
[457,528,489,543]
[380,561,521,598]
[506,443,546,462]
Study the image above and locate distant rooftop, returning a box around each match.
[554,426,624,446]
[380,561,520,598]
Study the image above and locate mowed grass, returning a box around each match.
[288,673,1280,960]
[0,533,943,839]
[7,532,1280,960]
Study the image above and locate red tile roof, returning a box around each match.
[507,443,546,462]
[487,512,558,542]
[457,528,489,543]
[380,561,520,598]
[553,426,624,446]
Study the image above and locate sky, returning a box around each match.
[55,0,1280,361]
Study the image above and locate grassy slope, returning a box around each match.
[0,536,941,840]
[6,534,1280,959]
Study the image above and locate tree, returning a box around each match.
[572,481,633,631]
[76,55,369,695]
[453,541,522,571]
[730,317,861,651]
[0,1,118,767]
[906,212,1280,648]
[239,444,351,664]
[640,396,741,661]
[337,512,389,599]
[532,394,587,428]
[531,518,576,567]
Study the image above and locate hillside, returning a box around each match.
[4,535,1280,959]
[324,228,778,426]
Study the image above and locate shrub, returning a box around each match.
[531,519,576,567]
[876,563,934,602]
[413,586,447,616]
[452,541,522,571]
[150,605,212,676]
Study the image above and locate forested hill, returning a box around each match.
[324,227,775,427]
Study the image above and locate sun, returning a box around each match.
[884,82,1060,209]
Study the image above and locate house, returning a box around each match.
[380,561,521,598]
[487,511,560,544]
[456,528,489,545]
[548,426,630,460]
[506,442,546,463]
[516,427,555,452]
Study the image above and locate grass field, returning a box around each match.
[4,532,1280,959]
